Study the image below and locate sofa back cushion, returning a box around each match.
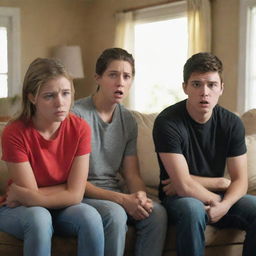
[245,135,256,193]
[241,109,256,135]
[131,111,159,188]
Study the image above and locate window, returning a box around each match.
[0,7,21,98]
[238,0,256,113]
[0,26,8,97]
[132,1,187,113]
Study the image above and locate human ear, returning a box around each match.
[28,93,36,104]
[182,82,188,95]
[94,74,100,82]
[220,83,224,95]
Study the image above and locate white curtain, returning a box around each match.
[187,0,211,56]
[114,11,135,108]
[114,11,135,54]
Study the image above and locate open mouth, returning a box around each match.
[200,100,209,104]
[114,90,124,96]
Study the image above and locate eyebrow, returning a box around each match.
[41,88,71,94]
[191,80,218,83]
[107,70,131,74]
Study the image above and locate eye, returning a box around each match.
[63,90,71,96]
[191,81,201,88]
[43,93,54,99]
[109,73,117,78]
[124,74,131,80]
[208,82,218,89]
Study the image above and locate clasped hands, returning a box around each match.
[123,191,153,220]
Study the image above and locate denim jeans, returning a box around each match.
[0,203,104,256]
[83,198,167,256]
[163,194,256,256]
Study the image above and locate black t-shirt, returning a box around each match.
[153,100,247,201]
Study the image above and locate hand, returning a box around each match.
[122,191,152,220]
[5,183,23,208]
[136,191,153,212]
[136,191,153,213]
[206,200,231,223]
[162,179,176,196]
[217,177,231,191]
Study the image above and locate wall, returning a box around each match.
[0,0,241,111]
[0,0,91,99]
[211,0,240,112]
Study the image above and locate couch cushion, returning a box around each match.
[241,109,256,135]
[245,134,256,193]
[131,111,159,188]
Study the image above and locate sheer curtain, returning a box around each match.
[187,0,211,56]
[114,11,135,108]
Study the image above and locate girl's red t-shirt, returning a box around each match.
[1,113,91,187]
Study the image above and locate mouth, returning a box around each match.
[199,100,210,108]
[114,90,124,97]
[200,100,209,104]
[55,111,66,115]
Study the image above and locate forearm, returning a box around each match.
[191,175,230,192]
[16,185,85,209]
[38,184,67,195]
[85,181,127,205]
[222,179,247,207]
[177,178,221,203]
[125,176,147,194]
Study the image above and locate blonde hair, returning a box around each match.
[17,58,74,123]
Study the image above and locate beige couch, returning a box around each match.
[0,108,256,256]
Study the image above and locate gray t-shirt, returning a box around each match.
[72,96,137,191]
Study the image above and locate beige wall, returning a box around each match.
[0,0,241,111]
[211,0,240,112]
[0,0,91,99]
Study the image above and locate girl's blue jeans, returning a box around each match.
[0,203,105,256]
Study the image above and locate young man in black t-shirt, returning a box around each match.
[153,52,256,256]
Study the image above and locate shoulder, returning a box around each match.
[214,105,244,127]
[1,120,32,152]
[67,113,91,132]
[155,100,187,128]
[2,119,29,138]
[119,104,136,121]
[118,104,137,130]
[72,96,93,117]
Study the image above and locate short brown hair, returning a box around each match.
[95,48,135,76]
[183,52,223,84]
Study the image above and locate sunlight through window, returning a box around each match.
[134,17,188,113]
[0,27,8,98]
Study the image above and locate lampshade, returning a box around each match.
[52,45,84,79]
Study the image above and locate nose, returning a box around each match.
[55,94,64,107]
[201,84,209,96]
[117,75,125,87]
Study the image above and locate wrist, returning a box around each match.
[218,177,231,191]
[118,193,129,207]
